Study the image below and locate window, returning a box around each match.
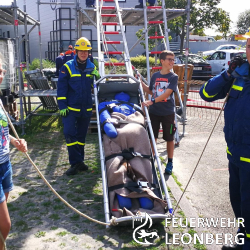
[105,25,126,32]
[7,31,10,38]
[105,25,116,32]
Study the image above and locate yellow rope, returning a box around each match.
[0,102,113,227]
[0,231,6,250]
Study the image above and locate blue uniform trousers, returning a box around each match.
[228,157,250,244]
[62,112,90,166]
[139,0,155,4]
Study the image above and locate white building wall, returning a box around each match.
[1,0,147,62]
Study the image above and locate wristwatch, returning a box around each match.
[151,98,155,104]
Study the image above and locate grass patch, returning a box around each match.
[56,231,69,237]
[35,231,46,238]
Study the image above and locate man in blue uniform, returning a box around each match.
[62,45,75,64]
[199,29,250,250]
[57,37,100,176]
[55,53,64,77]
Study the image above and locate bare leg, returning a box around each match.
[0,193,11,250]
[166,140,174,158]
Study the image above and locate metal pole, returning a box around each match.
[182,0,191,136]
[75,0,79,41]
[37,0,43,69]
[13,0,25,134]
[23,0,29,70]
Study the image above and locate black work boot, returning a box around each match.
[222,227,244,250]
[149,3,155,6]
[78,162,88,171]
[65,163,82,176]
[135,3,143,8]
[221,244,243,250]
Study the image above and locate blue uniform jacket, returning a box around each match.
[199,62,250,159]
[57,55,95,117]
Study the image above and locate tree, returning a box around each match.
[236,9,250,34]
[136,0,231,54]
[167,0,231,53]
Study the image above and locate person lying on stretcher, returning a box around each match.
[98,92,154,210]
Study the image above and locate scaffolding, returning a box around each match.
[0,0,191,135]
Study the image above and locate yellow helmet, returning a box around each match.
[74,37,92,50]
[244,27,250,38]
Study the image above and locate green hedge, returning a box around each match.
[29,58,56,70]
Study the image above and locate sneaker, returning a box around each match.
[165,162,173,175]
[65,163,82,176]
[78,162,88,171]
[135,3,143,8]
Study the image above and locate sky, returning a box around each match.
[205,0,247,36]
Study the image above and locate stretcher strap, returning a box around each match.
[105,148,151,162]
[108,181,159,192]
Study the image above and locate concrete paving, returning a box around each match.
[157,109,239,250]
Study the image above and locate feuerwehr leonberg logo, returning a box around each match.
[132,212,159,245]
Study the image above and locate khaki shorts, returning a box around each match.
[149,113,176,141]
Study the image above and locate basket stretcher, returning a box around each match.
[93,74,174,227]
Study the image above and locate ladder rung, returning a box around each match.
[104,31,120,35]
[148,21,163,24]
[102,6,116,10]
[101,14,117,17]
[105,62,125,66]
[102,22,118,25]
[149,36,164,39]
[151,66,162,70]
[104,51,123,54]
[103,41,122,44]
[147,6,162,9]
[150,51,161,54]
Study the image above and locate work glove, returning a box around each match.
[227,54,245,75]
[60,108,69,117]
[90,69,101,80]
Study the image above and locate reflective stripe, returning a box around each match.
[226,147,232,156]
[78,142,85,146]
[240,157,250,163]
[67,142,78,146]
[67,141,86,146]
[232,85,243,91]
[65,63,81,77]
[246,233,250,238]
[202,82,217,98]
[57,97,66,100]
[68,106,80,112]
[65,64,72,77]
[87,108,92,111]
[86,74,91,77]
